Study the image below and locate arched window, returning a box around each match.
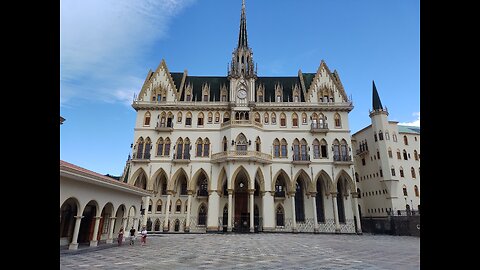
[197,174,208,197]
[207,112,213,123]
[264,112,269,124]
[403,185,408,196]
[184,138,191,159]
[333,139,340,161]
[177,112,183,123]
[196,138,203,157]
[399,167,405,177]
[203,138,210,157]
[164,138,171,156]
[135,137,144,159]
[276,206,284,226]
[222,136,228,152]
[273,139,280,158]
[396,149,401,160]
[185,112,192,126]
[215,112,220,123]
[160,112,166,127]
[255,137,261,152]
[320,139,328,158]
[175,138,184,160]
[148,199,153,213]
[403,135,408,145]
[393,133,398,142]
[280,138,288,158]
[275,176,286,197]
[292,113,298,127]
[388,147,393,158]
[300,139,308,160]
[357,188,361,198]
[197,112,204,126]
[411,167,416,178]
[144,111,151,126]
[166,112,174,127]
[198,205,207,226]
[313,139,320,159]
[374,133,378,142]
[258,89,264,102]
[254,112,260,123]
[156,200,162,213]
[280,113,286,127]
[403,150,408,160]
[293,139,300,160]
[414,150,419,161]
[385,130,390,140]
[186,88,192,101]
[334,113,341,128]
[236,133,248,152]
[391,166,396,176]
[379,130,384,140]
[355,173,359,182]
[144,137,151,159]
[223,112,230,123]
[414,185,419,197]
[175,199,182,213]
[301,113,307,124]
[154,219,161,231]
[156,137,164,156]
[340,139,349,161]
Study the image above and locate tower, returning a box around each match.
[228,0,257,108]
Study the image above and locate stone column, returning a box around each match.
[262,191,275,232]
[332,192,340,233]
[351,192,362,234]
[248,189,255,232]
[185,191,193,232]
[89,216,102,247]
[227,189,233,232]
[207,190,220,232]
[310,192,319,233]
[142,196,150,227]
[290,192,297,233]
[164,192,172,231]
[106,217,116,244]
[68,215,83,250]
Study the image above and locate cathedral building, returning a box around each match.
[352,82,420,223]
[126,0,361,234]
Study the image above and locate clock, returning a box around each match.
[237,89,247,99]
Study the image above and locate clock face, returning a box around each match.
[237,89,247,99]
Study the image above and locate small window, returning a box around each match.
[264,113,269,124]
[334,113,341,128]
[280,113,286,127]
[388,148,393,158]
[207,112,213,123]
[186,112,192,126]
[414,185,419,197]
[271,113,277,124]
[156,200,162,213]
[197,112,204,126]
[292,113,298,127]
[177,112,183,123]
[403,135,408,145]
[397,150,401,160]
[302,113,307,124]
[379,130,384,140]
[362,158,365,166]
[403,150,408,160]
[400,167,404,177]
[393,133,398,142]
[411,167,416,178]
[391,167,396,176]
[403,186,408,196]
[144,111,151,126]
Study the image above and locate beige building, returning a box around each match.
[124,0,361,234]
[352,82,420,221]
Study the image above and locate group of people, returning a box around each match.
[117,226,147,246]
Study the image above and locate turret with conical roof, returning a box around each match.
[370,80,388,117]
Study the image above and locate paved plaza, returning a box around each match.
[60,233,420,269]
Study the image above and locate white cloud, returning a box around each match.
[60,0,196,106]
[399,112,420,126]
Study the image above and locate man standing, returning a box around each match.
[129,226,136,245]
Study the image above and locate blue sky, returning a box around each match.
[60,0,419,176]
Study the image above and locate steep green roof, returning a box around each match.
[302,73,315,92]
[177,75,229,101]
[398,125,420,134]
[372,80,384,110]
[257,76,305,102]
[170,72,184,92]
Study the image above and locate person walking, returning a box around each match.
[129,226,136,245]
[140,226,147,246]
[117,227,124,246]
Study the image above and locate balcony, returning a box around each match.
[292,154,311,165]
[333,155,354,165]
[172,154,190,163]
[356,147,369,156]
[310,123,329,133]
[197,189,209,198]
[211,150,272,164]
[132,153,150,163]
[274,191,286,200]
[220,119,263,129]
[155,122,174,132]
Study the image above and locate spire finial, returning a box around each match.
[238,0,248,48]
[372,80,384,111]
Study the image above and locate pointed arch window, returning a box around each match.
[148,199,153,213]
[313,139,320,159]
[159,112,166,127]
[207,112,213,123]
[215,112,220,123]
[264,112,269,124]
[144,111,151,126]
[414,185,419,197]
[164,138,171,156]
[196,138,203,157]
[379,130,384,140]
[403,185,408,196]
[198,176,208,197]
[280,139,288,158]
[334,113,341,128]
[156,137,164,156]
[236,133,248,152]
[223,112,230,123]
[254,112,260,123]
[320,139,328,158]
[403,149,408,160]
[340,139,349,161]
[280,113,286,127]
[271,113,277,124]
[414,150,419,161]
[399,167,405,177]
[391,166,396,176]
[276,206,284,226]
[333,139,340,161]
[185,112,192,126]
[385,130,390,140]
[396,149,402,159]
[156,199,162,213]
[393,133,398,142]
[177,112,182,123]
[197,112,204,126]
[186,89,192,101]
[203,138,210,157]
[292,113,298,127]
[175,199,182,213]
[222,136,228,152]
[293,139,300,160]
[257,88,264,102]
[142,137,151,159]
[198,205,207,226]
[388,147,393,158]
[273,139,280,158]
[175,138,190,160]
[403,135,409,145]
[411,167,416,178]
[301,113,307,124]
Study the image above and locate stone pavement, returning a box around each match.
[60,233,420,269]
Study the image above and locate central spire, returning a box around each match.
[238,0,248,48]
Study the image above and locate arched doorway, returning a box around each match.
[78,201,98,244]
[337,179,346,223]
[98,203,114,242]
[234,167,250,232]
[60,198,79,245]
[154,219,161,231]
[146,218,152,231]
[174,219,180,232]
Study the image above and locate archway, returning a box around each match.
[60,198,79,245]
[98,203,114,241]
[78,200,98,244]
[154,218,161,231]
[174,219,180,232]
[233,166,250,232]
[114,205,125,235]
